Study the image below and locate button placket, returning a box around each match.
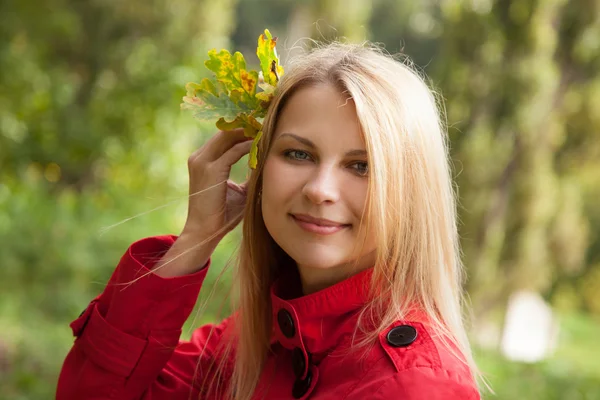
[292,347,313,398]
[274,304,317,398]
[292,347,310,379]
[277,308,296,338]
[292,367,313,399]
[274,304,303,349]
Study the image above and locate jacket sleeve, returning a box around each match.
[348,366,481,400]
[56,235,233,400]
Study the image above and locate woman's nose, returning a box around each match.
[301,165,340,204]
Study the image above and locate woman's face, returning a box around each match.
[261,83,377,291]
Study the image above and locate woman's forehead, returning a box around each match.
[273,85,365,149]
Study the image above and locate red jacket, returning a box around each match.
[57,235,480,399]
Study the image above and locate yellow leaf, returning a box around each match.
[249,130,263,169]
[257,29,284,87]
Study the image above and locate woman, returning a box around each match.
[57,42,483,399]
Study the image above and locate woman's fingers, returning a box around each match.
[182,129,252,240]
[204,129,252,163]
[219,139,253,168]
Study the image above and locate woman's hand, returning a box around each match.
[183,128,252,241]
[153,129,252,277]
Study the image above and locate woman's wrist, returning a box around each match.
[151,231,218,277]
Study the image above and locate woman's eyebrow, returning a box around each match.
[277,133,367,157]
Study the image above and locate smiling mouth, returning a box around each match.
[289,214,350,235]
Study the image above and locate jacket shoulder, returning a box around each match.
[378,320,478,390]
[345,320,480,399]
[377,320,441,371]
[365,367,481,400]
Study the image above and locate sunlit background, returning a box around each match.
[1,0,599,399]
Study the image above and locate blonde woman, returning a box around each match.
[57,43,482,399]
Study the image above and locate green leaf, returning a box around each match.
[255,89,274,116]
[182,29,284,169]
[215,116,245,131]
[257,29,284,87]
[180,78,243,121]
[249,130,263,169]
[215,114,260,138]
[204,49,260,109]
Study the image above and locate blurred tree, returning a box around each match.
[0,1,240,395]
[0,0,238,189]
[369,0,441,65]
[434,0,598,324]
[551,0,600,315]
[231,0,373,62]
[232,0,293,57]
[311,0,373,41]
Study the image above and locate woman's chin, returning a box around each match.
[288,251,348,271]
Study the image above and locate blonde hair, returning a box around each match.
[201,41,483,399]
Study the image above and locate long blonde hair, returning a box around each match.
[202,41,482,399]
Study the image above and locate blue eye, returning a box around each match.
[284,150,311,161]
[283,150,368,176]
[351,162,369,176]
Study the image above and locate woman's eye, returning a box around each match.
[284,150,311,161]
[351,162,369,176]
[283,150,367,176]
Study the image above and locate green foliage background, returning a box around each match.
[1,0,599,399]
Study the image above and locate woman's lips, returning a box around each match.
[290,214,350,235]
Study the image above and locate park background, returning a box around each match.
[1,0,599,398]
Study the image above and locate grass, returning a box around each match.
[476,312,600,400]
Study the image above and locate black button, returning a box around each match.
[386,325,418,347]
[292,347,310,378]
[292,368,312,399]
[277,309,296,338]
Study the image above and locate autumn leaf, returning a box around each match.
[249,130,263,169]
[181,79,241,121]
[216,114,261,138]
[257,29,284,87]
[205,49,260,109]
[182,29,284,169]
[255,29,283,114]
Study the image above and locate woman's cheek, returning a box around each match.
[270,157,305,185]
[263,157,298,200]
[347,180,369,218]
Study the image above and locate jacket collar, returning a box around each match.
[269,266,374,356]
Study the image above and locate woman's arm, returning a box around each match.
[56,235,232,400]
[57,128,253,399]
